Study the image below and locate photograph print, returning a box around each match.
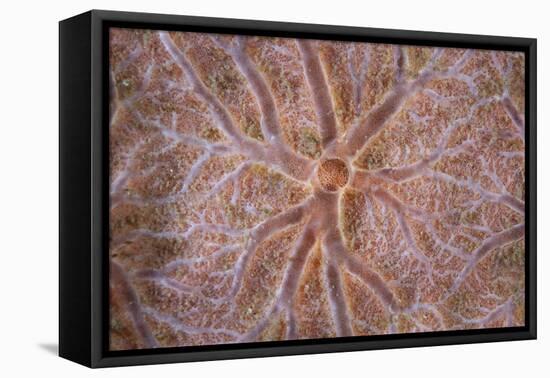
[108,27,526,351]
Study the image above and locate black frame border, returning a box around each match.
[60,9,536,368]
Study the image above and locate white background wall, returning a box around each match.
[0,0,546,376]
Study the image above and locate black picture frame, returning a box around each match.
[59,9,537,368]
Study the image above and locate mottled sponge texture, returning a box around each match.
[109,27,525,351]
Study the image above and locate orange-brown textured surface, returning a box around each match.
[109,28,525,350]
[318,158,349,191]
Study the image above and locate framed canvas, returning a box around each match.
[59,9,537,368]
